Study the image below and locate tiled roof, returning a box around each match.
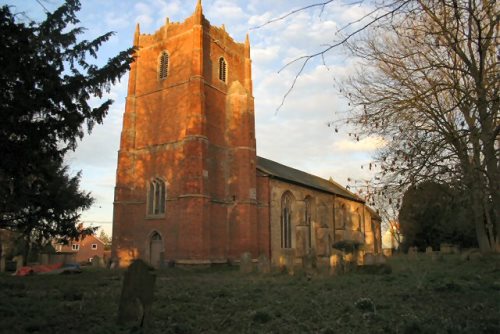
[256,156,364,202]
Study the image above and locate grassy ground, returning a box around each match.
[1,254,499,334]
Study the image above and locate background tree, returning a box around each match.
[265,1,498,252]
[0,0,134,252]
[339,1,499,252]
[398,181,476,251]
[98,229,112,251]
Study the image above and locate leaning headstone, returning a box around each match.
[363,253,375,266]
[425,246,433,255]
[257,254,271,274]
[440,243,452,254]
[117,260,156,329]
[374,254,387,265]
[92,255,104,268]
[460,248,482,261]
[13,255,24,270]
[356,250,365,265]
[408,246,418,259]
[239,252,253,274]
[279,249,295,275]
[329,254,342,276]
[302,252,317,274]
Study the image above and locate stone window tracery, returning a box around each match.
[218,57,227,83]
[148,178,166,216]
[159,51,169,80]
[304,196,312,249]
[281,191,293,248]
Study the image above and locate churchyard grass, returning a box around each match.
[0,254,499,333]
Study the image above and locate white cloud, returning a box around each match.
[333,136,387,153]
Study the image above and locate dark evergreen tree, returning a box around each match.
[398,181,476,251]
[0,0,134,245]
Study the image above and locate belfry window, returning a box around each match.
[148,178,166,216]
[281,192,294,248]
[218,57,227,83]
[158,51,169,80]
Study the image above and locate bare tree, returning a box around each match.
[342,1,499,252]
[260,1,498,252]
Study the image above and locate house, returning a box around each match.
[57,234,105,263]
[111,1,382,268]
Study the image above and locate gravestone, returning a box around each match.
[440,243,452,254]
[13,255,23,270]
[302,251,317,274]
[92,255,104,268]
[374,254,387,265]
[356,250,365,265]
[257,254,271,274]
[117,260,156,329]
[408,246,418,258]
[425,246,433,255]
[363,253,375,266]
[240,252,253,274]
[279,249,295,275]
[0,256,5,272]
[329,254,342,276]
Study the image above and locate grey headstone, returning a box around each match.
[13,255,23,270]
[117,259,156,328]
[329,254,342,276]
[375,254,387,265]
[257,254,271,274]
[240,252,253,274]
[92,255,104,268]
[408,246,418,258]
[363,253,375,266]
[440,243,452,254]
[279,249,295,275]
[425,246,433,255]
[302,251,317,274]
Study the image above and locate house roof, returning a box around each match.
[256,156,364,203]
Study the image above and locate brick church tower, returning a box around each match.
[112,1,259,266]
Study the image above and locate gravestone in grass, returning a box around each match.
[92,255,104,268]
[329,254,342,276]
[0,256,5,272]
[257,254,271,274]
[302,251,317,274]
[13,255,23,270]
[363,253,375,266]
[240,252,253,274]
[426,246,433,255]
[279,249,295,275]
[117,259,156,329]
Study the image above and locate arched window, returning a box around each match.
[337,203,346,229]
[218,57,227,82]
[158,51,169,80]
[148,178,166,215]
[281,192,294,248]
[304,196,312,249]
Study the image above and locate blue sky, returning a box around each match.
[4,0,383,235]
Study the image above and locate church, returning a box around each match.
[111,1,382,267]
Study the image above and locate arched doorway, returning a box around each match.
[149,231,163,268]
